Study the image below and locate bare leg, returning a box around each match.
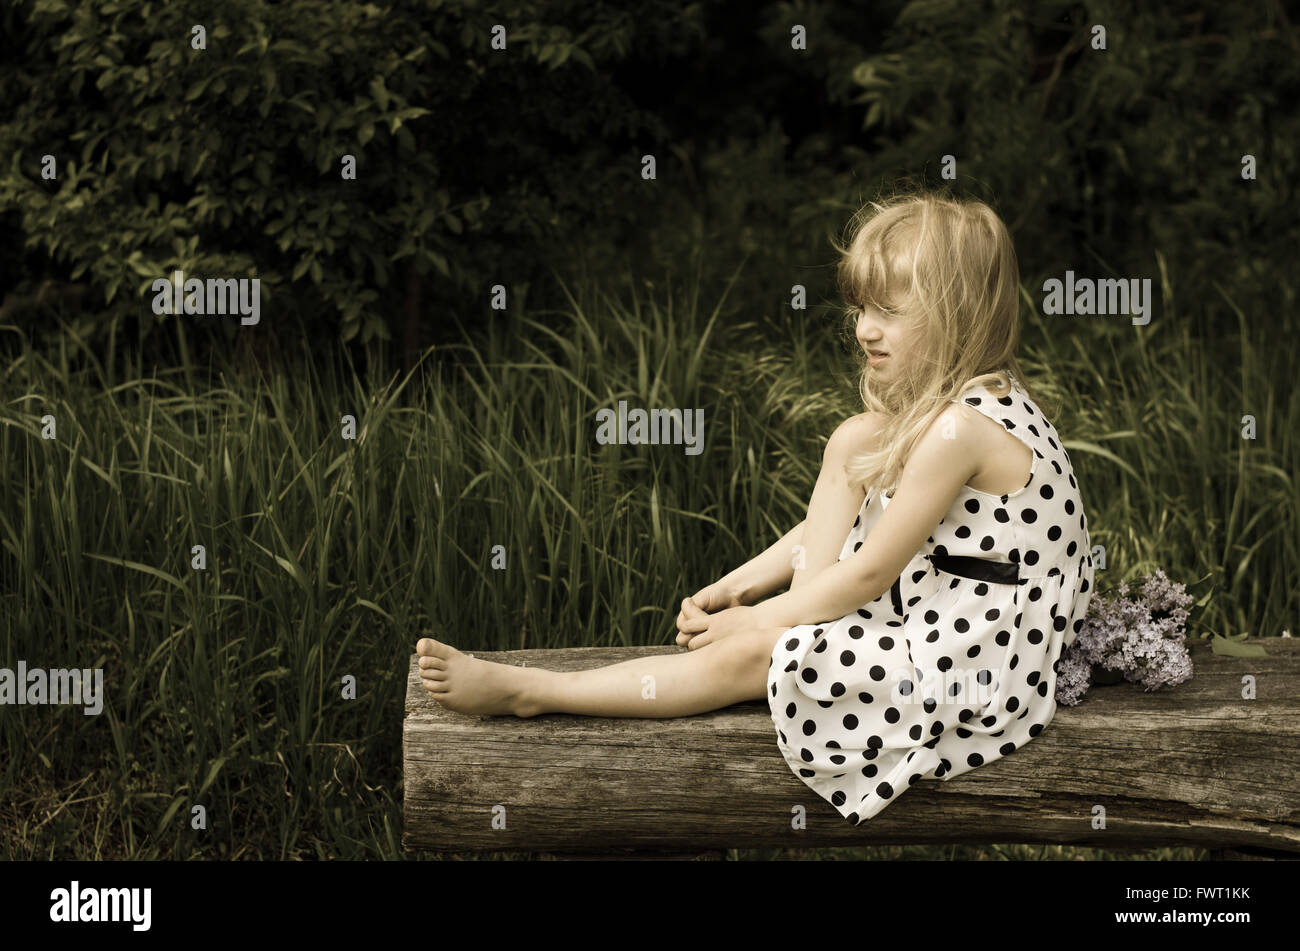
[416,626,789,719]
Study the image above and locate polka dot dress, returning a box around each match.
[767,374,1095,824]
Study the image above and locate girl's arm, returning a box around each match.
[709,415,877,605]
[715,519,805,606]
[755,405,980,628]
[789,416,880,591]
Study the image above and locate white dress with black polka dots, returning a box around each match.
[767,374,1095,824]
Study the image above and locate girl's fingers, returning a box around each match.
[677,598,710,633]
[685,630,714,650]
[678,613,709,635]
[690,589,719,612]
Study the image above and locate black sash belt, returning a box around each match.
[889,555,1019,617]
[928,553,1019,585]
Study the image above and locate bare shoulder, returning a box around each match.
[902,403,987,473]
[824,411,888,461]
[922,402,991,452]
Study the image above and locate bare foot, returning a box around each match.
[415,637,542,717]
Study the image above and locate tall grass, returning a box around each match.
[0,259,1291,859]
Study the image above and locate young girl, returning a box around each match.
[415,191,1095,825]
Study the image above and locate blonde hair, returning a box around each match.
[830,187,1036,495]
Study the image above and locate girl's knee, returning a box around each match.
[739,626,787,677]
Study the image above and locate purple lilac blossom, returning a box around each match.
[1055,568,1195,707]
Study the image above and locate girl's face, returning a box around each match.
[855,303,917,376]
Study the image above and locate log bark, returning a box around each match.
[402,637,1300,855]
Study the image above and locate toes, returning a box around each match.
[418,654,446,669]
[419,667,447,681]
[416,637,458,660]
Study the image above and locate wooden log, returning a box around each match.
[536,850,727,861]
[402,637,1300,855]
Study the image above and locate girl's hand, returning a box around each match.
[684,581,744,615]
[675,604,757,650]
[674,583,742,642]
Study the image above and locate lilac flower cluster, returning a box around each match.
[1055,568,1195,707]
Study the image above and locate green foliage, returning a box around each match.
[3,0,1296,360]
[826,0,1299,336]
[0,0,700,350]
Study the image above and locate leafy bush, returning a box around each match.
[0,0,701,354]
